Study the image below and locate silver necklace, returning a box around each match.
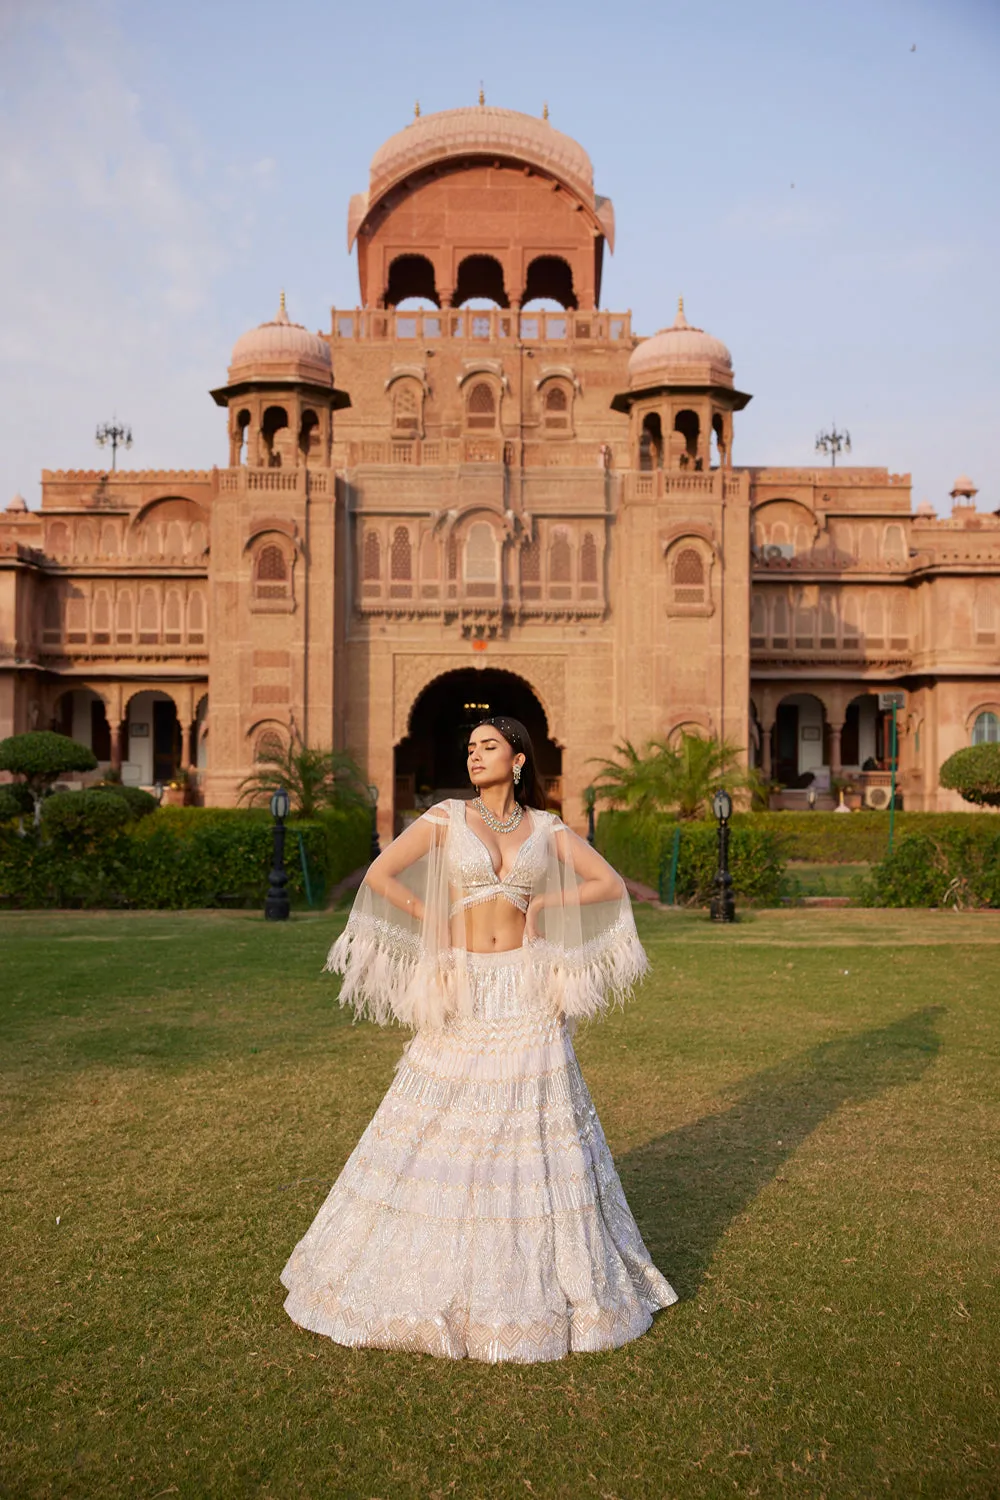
[472,796,524,834]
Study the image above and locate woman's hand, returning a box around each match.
[525,895,546,942]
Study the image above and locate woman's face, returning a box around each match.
[467,725,524,791]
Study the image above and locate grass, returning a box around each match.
[1,907,998,1500]
[783,862,871,899]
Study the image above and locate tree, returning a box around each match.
[591,731,763,822]
[237,733,369,817]
[0,731,98,823]
[939,744,1000,808]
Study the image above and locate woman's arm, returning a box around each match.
[524,819,625,939]
[361,806,448,920]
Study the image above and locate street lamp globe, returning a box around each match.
[270,786,290,821]
[712,788,732,823]
[367,783,379,808]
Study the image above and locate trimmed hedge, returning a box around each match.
[731,811,1000,864]
[0,803,370,910]
[596,811,786,906]
[867,826,1000,908]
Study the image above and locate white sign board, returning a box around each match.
[878,691,906,711]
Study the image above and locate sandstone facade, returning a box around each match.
[1,105,998,833]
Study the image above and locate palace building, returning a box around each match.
[1,103,999,834]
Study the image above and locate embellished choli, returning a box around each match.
[447,802,546,918]
[281,797,677,1363]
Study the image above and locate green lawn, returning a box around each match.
[1,908,998,1499]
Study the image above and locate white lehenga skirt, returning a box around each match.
[281,947,677,1363]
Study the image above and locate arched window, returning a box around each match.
[138,588,159,644]
[466,381,497,430]
[819,590,837,648]
[392,382,421,435]
[864,592,884,645]
[889,593,908,649]
[465,522,497,596]
[66,588,87,643]
[673,410,700,469]
[972,711,999,745]
[235,409,251,465]
[672,547,705,605]
[859,525,878,563]
[116,590,133,644]
[165,522,184,558]
[580,532,598,584]
[42,591,61,641]
[255,730,285,763]
[549,528,572,588]
[164,589,183,643]
[261,406,289,468]
[100,523,118,556]
[750,591,766,646]
[521,537,541,600]
[190,521,207,557]
[543,384,570,431]
[188,589,206,644]
[794,595,815,648]
[390,526,412,597]
[362,530,381,584]
[772,595,789,647]
[48,522,69,555]
[92,589,111,644]
[255,543,289,599]
[299,409,320,464]
[842,594,860,645]
[639,413,662,471]
[77,523,95,556]
[884,524,906,563]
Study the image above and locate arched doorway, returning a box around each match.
[771,692,828,788]
[394,669,562,830]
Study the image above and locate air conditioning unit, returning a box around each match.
[864,784,892,810]
[763,543,795,562]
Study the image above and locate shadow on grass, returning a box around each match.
[618,1005,944,1299]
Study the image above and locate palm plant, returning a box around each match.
[238,736,368,817]
[591,731,763,822]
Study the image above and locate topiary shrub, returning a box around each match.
[939,744,1000,808]
[0,732,97,808]
[42,789,134,845]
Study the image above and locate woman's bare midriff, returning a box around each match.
[451,896,526,953]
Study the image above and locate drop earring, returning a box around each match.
[513,762,522,785]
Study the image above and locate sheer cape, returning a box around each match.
[325,798,648,1031]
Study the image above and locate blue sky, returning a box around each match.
[1,0,997,511]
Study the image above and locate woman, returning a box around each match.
[281,715,677,1362]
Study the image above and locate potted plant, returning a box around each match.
[842,777,862,811]
[161,775,186,807]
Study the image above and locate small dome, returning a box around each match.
[916,499,935,516]
[950,474,978,499]
[6,493,27,512]
[628,300,733,390]
[229,294,332,385]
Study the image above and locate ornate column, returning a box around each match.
[109,723,123,774]
[829,720,844,777]
[761,718,774,780]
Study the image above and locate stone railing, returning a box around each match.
[217,468,329,494]
[625,471,743,501]
[332,307,633,345]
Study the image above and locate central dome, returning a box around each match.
[369,104,595,208]
[628,301,733,390]
[228,295,332,386]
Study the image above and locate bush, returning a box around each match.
[940,744,1000,808]
[96,783,158,819]
[730,811,1000,864]
[0,783,34,821]
[867,826,1000,908]
[0,802,373,910]
[596,811,787,906]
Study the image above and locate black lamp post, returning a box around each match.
[367,783,380,862]
[583,784,597,846]
[709,787,736,923]
[265,786,291,921]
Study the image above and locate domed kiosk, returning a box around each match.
[613,300,751,470]
[212,294,349,468]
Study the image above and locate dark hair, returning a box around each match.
[471,716,546,810]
